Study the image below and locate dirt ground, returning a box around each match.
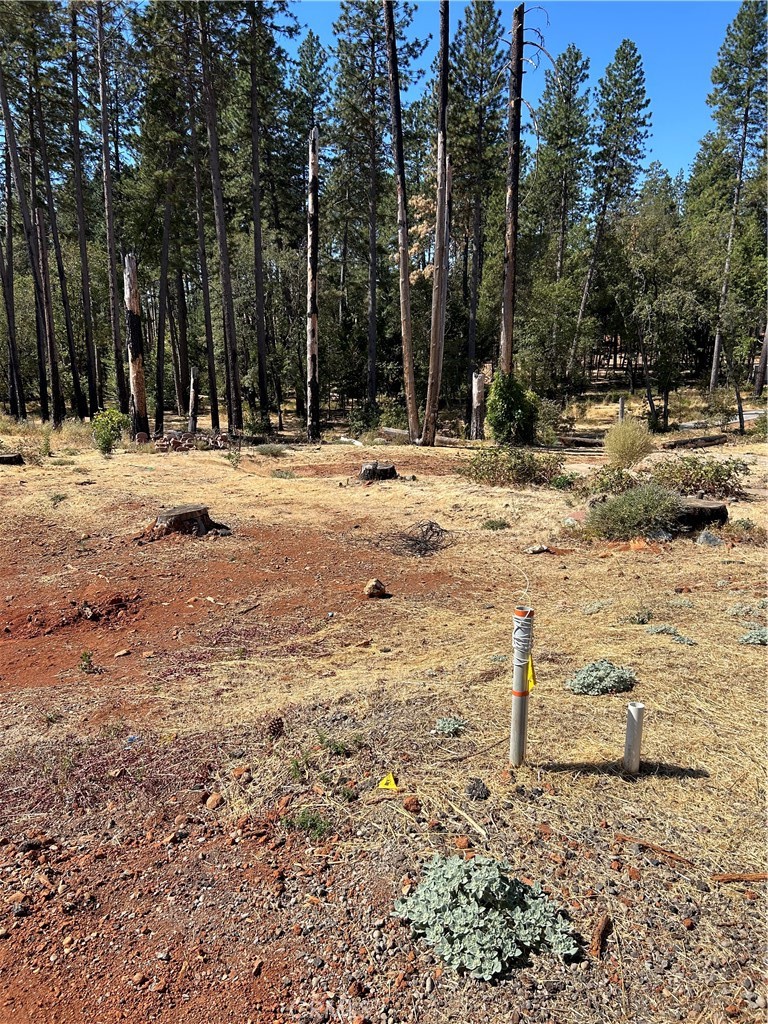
[0,427,766,1024]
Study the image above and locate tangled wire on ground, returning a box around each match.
[391,520,451,558]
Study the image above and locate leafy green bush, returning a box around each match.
[435,717,468,736]
[92,409,130,456]
[578,466,637,496]
[486,373,538,445]
[739,627,767,646]
[347,402,379,437]
[748,412,767,440]
[395,855,577,980]
[461,447,564,488]
[650,455,749,499]
[585,484,682,541]
[565,659,636,695]
[705,387,735,431]
[254,443,287,457]
[284,808,332,839]
[604,417,655,468]
[377,398,409,431]
[535,398,573,446]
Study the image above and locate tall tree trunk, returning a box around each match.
[250,8,270,430]
[306,126,320,442]
[35,85,86,419]
[96,1,128,412]
[566,195,609,382]
[71,8,99,416]
[499,3,524,375]
[184,13,219,432]
[0,145,25,418]
[36,209,66,426]
[154,191,172,435]
[366,123,378,407]
[175,268,190,413]
[28,88,49,422]
[753,325,768,398]
[198,7,242,432]
[709,95,751,392]
[466,194,481,425]
[420,0,450,447]
[383,0,419,440]
[0,63,51,420]
[167,299,183,416]
[123,254,149,439]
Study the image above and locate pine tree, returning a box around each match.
[566,39,651,383]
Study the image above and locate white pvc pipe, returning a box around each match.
[509,607,534,766]
[623,701,645,774]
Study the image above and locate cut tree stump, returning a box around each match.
[677,498,728,530]
[154,504,229,536]
[359,461,397,481]
[0,452,24,465]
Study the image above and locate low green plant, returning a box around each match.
[716,519,767,545]
[347,402,379,438]
[50,493,67,507]
[92,409,130,456]
[582,600,610,615]
[378,398,409,431]
[672,634,697,646]
[646,624,679,636]
[223,449,242,469]
[650,455,749,499]
[486,373,538,445]
[435,717,468,737]
[316,730,352,757]
[705,387,735,431]
[624,608,653,625]
[40,425,53,458]
[748,412,767,440]
[585,484,682,541]
[255,443,287,458]
[79,650,102,675]
[395,855,577,980]
[461,447,565,488]
[535,398,571,446]
[272,468,296,479]
[550,472,577,491]
[50,457,75,466]
[565,659,636,696]
[604,417,655,468]
[739,627,767,646]
[482,518,509,531]
[285,808,332,839]
[578,466,637,496]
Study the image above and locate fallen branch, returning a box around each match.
[659,433,728,450]
[589,912,612,959]
[710,872,768,884]
[614,833,694,867]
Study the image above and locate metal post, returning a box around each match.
[618,396,625,422]
[509,606,534,766]
[623,701,645,774]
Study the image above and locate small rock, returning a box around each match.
[364,579,387,599]
[696,530,723,547]
[132,972,148,986]
[454,836,471,850]
[206,793,225,811]
[562,517,579,529]
[402,796,421,815]
[525,544,550,555]
[114,649,131,658]
[466,778,490,801]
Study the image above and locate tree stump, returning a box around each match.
[0,452,24,465]
[359,461,397,481]
[677,498,728,530]
[154,504,229,536]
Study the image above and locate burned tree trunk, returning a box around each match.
[0,145,24,419]
[123,254,149,440]
[306,126,320,442]
[36,209,66,427]
[499,3,524,375]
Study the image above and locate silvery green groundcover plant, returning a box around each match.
[565,659,636,695]
[395,855,578,980]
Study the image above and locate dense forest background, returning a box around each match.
[0,0,765,441]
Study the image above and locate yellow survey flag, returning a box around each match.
[378,773,398,790]
[527,654,537,692]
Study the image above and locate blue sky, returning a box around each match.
[287,1,740,178]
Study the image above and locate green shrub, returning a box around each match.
[92,409,130,456]
[482,518,509,531]
[254,443,287,458]
[486,373,538,445]
[578,466,637,496]
[272,468,296,479]
[395,855,577,980]
[705,387,735,431]
[565,659,636,696]
[40,425,53,458]
[461,447,564,488]
[748,412,767,440]
[604,417,655,468]
[377,398,409,431]
[585,484,681,541]
[535,398,572,446]
[347,402,379,437]
[284,808,332,839]
[434,717,468,736]
[650,455,749,499]
[739,627,767,646]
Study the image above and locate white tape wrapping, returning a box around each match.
[512,609,534,667]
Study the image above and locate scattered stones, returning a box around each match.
[364,579,387,599]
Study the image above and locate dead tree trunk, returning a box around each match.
[123,253,149,439]
[306,126,320,442]
[36,209,66,427]
[384,0,419,441]
[198,7,242,433]
[35,85,86,419]
[187,366,199,433]
[174,268,190,413]
[470,372,485,440]
[71,8,98,416]
[420,0,450,448]
[753,326,768,398]
[366,115,378,407]
[498,3,524,375]
[154,191,172,435]
[0,145,24,418]
[96,0,127,413]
